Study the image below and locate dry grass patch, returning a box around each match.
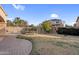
[23,34,61,39]
[16,34,79,55]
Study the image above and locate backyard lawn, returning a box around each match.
[16,34,79,55]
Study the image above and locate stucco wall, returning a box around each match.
[0,6,7,34]
[75,21,79,28]
[6,27,24,34]
[0,6,7,23]
[0,22,6,29]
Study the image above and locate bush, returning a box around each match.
[20,27,27,34]
[57,27,79,36]
[41,21,52,33]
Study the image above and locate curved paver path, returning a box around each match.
[0,35,32,55]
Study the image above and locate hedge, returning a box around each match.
[57,27,79,36]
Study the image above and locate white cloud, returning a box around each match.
[51,14,59,18]
[67,21,75,26]
[7,17,13,21]
[12,4,25,11]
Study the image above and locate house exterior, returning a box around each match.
[74,17,79,28]
[49,19,64,33]
[50,19,64,30]
[37,19,64,33]
[0,5,7,33]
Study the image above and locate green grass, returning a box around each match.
[16,34,79,55]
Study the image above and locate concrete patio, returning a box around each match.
[0,35,32,55]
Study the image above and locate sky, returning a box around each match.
[2,4,79,25]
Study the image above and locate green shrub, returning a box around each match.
[57,27,79,36]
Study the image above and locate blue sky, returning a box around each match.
[2,4,79,25]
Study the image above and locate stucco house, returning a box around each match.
[0,5,7,33]
[37,19,64,33]
[74,17,79,28]
[50,19,64,30]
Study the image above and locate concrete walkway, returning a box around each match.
[0,35,32,55]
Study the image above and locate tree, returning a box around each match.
[65,24,73,28]
[42,21,52,33]
[29,24,37,31]
[29,24,35,27]
[7,20,14,26]
[13,17,28,27]
[19,20,28,27]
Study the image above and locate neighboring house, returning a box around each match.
[0,5,7,33]
[49,19,64,30]
[74,17,79,28]
[37,19,64,33]
[49,19,64,33]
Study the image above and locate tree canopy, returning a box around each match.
[7,20,14,26]
[42,20,52,33]
[13,17,28,27]
[29,24,37,31]
[7,17,28,27]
